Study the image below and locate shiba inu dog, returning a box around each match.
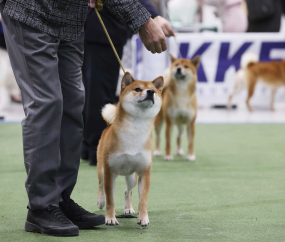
[154,54,200,161]
[228,53,285,112]
[96,72,164,227]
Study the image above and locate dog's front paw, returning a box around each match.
[177,148,184,156]
[248,107,254,112]
[124,208,135,214]
[105,216,119,225]
[227,102,232,109]
[153,150,162,157]
[137,215,149,227]
[187,155,196,161]
[164,155,174,161]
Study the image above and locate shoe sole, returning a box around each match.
[74,217,105,229]
[25,221,79,237]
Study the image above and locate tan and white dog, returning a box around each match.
[96,72,163,227]
[154,54,200,161]
[228,53,285,112]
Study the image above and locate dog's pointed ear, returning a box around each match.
[121,72,135,90]
[170,54,176,63]
[192,55,200,69]
[152,76,164,92]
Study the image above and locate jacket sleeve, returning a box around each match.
[101,0,151,34]
[138,0,159,18]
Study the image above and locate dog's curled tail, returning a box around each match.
[241,53,258,69]
[102,104,116,125]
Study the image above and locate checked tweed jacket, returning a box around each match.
[0,0,151,41]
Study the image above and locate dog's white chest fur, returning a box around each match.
[109,152,151,176]
[108,119,152,176]
[167,84,196,124]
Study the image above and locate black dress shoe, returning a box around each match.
[59,199,105,229]
[25,205,79,237]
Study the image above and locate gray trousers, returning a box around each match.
[0,4,85,210]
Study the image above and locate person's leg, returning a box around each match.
[55,35,105,229]
[56,34,85,201]
[82,42,123,165]
[1,5,63,210]
[0,3,81,236]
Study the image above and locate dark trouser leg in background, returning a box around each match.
[1,7,84,210]
[82,42,123,165]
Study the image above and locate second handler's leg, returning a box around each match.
[82,43,123,165]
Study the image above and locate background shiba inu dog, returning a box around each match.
[154,54,200,161]
[96,72,163,227]
[228,53,285,112]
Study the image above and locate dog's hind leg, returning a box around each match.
[228,85,241,109]
[228,70,246,109]
[270,88,277,111]
[164,115,174,161]
[228,84,239,109]
[124,173,137,214]
[246,79,256,112]
[177,125,184,156]
[97,163,105,210]
[187,118,196,161]
[154,110,163,156]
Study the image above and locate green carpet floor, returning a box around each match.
[0,123,285,242]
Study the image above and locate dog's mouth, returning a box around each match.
[138,96,154,105]
[175,73,186,80]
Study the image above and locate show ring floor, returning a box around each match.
[2,102,285,124]
[0,123,284,242]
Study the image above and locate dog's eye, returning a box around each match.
[175,64,179,67]
[134,88,142,92]
[184,65,189,68]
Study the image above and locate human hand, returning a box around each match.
[154,16,175,37]
[139,18,167,54]
[89,0,96,8]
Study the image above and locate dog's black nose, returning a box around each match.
[147,89,154,95]
[177,68,182,74]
